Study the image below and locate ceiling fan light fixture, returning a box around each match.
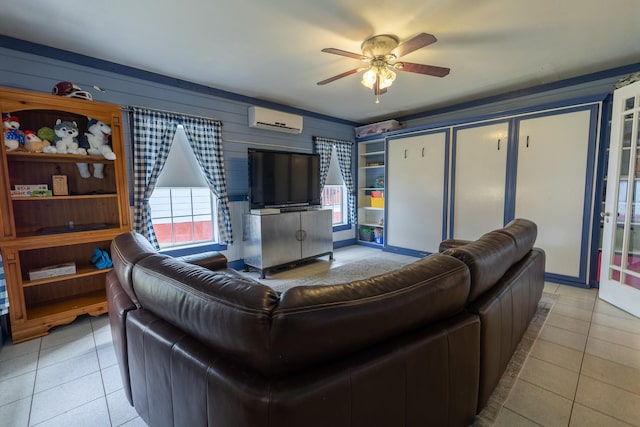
[319,32,449,104]
[379,66,396,89]
[361,68,377,89]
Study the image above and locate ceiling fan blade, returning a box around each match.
[321,48,368,61]
[317,68,361,85]
[395,62,450,77]
[395,33,437,58]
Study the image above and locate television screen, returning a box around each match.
[248,148,321,209]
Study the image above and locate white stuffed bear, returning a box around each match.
[54,119,87,155]
[76,117,116,179]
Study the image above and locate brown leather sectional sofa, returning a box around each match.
[106,219,544,427]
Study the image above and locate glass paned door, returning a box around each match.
[601,79,640,318]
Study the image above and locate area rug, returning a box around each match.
[242,256,410,293]
[474,291,557,426]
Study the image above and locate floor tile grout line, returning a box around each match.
[28,396,107,427]
[566,288,597,427]
[27,338,43,427]
[91,317,114,427]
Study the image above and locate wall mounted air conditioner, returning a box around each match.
[248,106,303,134]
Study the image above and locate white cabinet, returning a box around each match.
[243,209,333,278]
[451,120,510,240]
[387,131,448,254]
[357,139,385,245]
[514,108,595,281]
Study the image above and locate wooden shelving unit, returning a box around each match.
[0,86,130,343]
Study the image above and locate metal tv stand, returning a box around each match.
[243,209,333,279]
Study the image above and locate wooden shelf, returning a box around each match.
[26,289,107,320]
[12,193,117,201]
[7,151,113,163]
[23,266,111,288]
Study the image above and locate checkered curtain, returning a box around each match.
[0,253,8,316]
[314,136,356,223]
[132,108,178,248]
[132,108,234,248]
[181,117,233,243]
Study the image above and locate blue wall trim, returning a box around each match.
[589,94,613,286]
[383,245,428,258]
[358,93,609,143]
[396,63,640,123]
[160,242,228,257]
[333,238,357,249]
[0,35,359,127]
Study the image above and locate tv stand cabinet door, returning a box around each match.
[244,212,301,269]
[300,209,333,259]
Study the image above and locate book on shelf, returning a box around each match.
[28,262,76,280]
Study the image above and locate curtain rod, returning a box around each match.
[122,105,222,124]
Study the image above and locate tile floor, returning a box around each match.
[494,282,640,426]
[0,246,639,426]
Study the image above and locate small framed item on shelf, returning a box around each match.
[52,175,69,195]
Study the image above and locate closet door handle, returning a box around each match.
[422,147,425,157]
[404,149,407,159]
[497,139,501,150]
[526,135,530,148]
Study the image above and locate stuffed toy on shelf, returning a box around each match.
[23,130,57,153]
[53,119,87,155]
[76,117,116,179]
[3,113,24,151]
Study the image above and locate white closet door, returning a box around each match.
[452,122,509,240]
[387,132,447,253]
[515,109,592,278]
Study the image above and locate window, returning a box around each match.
[149,125,220,248]
[322,147,348,225]
[322,185,347,225]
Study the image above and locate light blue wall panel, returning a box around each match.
[0,46,356,198]
[0,45,359,258]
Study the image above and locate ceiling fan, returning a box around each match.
[317,33,450,103]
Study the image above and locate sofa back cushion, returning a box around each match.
[132,254,280,375]
[494,218,537,262]
[268,254,471,377]
[443,231,516,302]
[111,232,158,306]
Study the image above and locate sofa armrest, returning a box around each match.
[439,239,472,252]
[176,251,228,270]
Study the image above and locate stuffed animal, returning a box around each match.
[24,130,57,153]
[3,113,24,151]
[37,127,56,144]
[76,117,116,179]
[53,119,86,155]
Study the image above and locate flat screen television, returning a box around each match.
[248,148,321,209]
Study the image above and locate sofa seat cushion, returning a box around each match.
[269,253,471,377]
[443,231,516,302]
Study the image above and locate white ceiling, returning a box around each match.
[2,0,640,123]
